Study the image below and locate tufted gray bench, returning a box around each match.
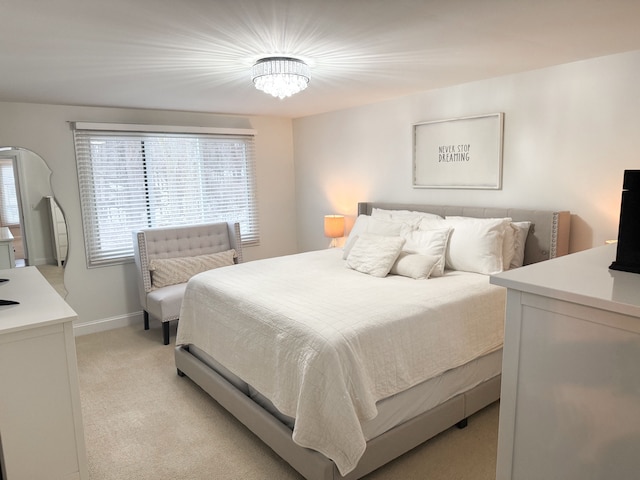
[133,222,243,344]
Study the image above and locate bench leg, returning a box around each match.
[144,311,149,330]
[163,321,170,345]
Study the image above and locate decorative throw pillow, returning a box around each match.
[149,249,236,289]
[444,217,512,275]
[401,227,452,277]
[390,252,440,279]
[510,221,532,269]
[346,233,405,277]
[342,216,407,259]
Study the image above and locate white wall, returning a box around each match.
[293,50,640,254]
[0,102,297,330]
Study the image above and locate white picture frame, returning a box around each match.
[413,113,504,189]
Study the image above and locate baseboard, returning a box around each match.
[27,256,55,266]
[73,311,143,336]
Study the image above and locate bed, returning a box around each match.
[174,202,571,480]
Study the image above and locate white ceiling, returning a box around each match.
[2,0,640,118]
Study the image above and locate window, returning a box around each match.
[0,159,19,226]
[73,123,259,267]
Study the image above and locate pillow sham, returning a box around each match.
[371,208,443,227]
[417,216,448,231]
[444,216,512,275]
[342,215,370,259]
[401,227,452,277]
[342,216,408,259]
[149,249,236,289]
[345,233,405,277]
[510,221,532,268]
[390,252,440,280]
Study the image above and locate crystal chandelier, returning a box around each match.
[251,57,310,99]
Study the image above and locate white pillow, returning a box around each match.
[510,221,532,268]
[343,215,370,259]
[390,252,440,279]
[401,227,452,277]
[417,216,448,231]
[342,216,408,259]
[444,216,512,275]
[371,208,443,228]
[346,233,405,277]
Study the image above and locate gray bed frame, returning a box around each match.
[175,202,571,480]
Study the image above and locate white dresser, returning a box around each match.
[491,244,640,480]
[0,267,88,480]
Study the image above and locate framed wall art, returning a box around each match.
[413,112,504,189]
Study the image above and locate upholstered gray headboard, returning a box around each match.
[357,202,570,265]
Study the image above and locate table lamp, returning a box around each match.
[324,215,345,248]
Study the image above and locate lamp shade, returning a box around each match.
[324,215,345,238]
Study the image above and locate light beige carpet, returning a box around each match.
[76,324,499,480]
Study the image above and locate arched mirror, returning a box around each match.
[0,147,68,296]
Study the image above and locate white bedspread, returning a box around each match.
[176,249,505,475]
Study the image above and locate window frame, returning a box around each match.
[72,123,259,268]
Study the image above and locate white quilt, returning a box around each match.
[176,249,505,475]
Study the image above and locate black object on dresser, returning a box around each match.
[610,169,640,273]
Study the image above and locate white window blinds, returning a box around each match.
[73,124,259,267]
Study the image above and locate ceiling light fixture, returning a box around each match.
[251,57,310,99]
